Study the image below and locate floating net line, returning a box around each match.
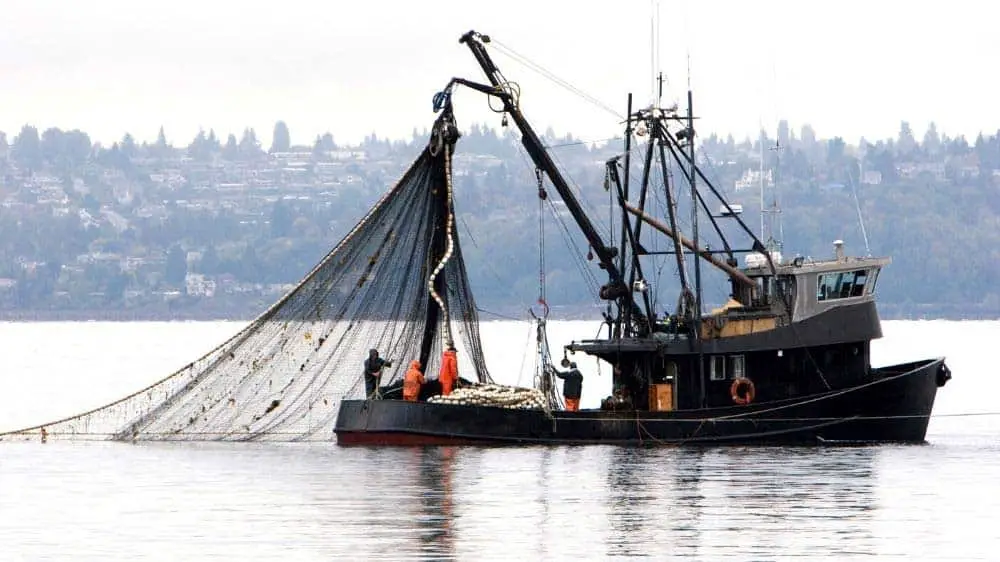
[1,108,493,442]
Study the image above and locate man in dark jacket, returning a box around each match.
[553,362,583,411]
[363,349,392,398]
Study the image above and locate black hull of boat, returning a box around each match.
[334,358,946,446]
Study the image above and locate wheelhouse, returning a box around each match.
[738,247,889,323]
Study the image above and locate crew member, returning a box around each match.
[363,349,392,398]
[439,345,458,396]
[403,360,425,402]
[554,362,584,412]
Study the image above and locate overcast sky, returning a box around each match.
[2,0,997,148]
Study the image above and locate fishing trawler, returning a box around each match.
[0,30,952,446]
[333,30,952,446]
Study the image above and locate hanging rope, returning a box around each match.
[536,168,549,318]
[529,168,563,417]
[510,141,601,301]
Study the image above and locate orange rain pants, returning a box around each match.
[403,360,425,402]
[439,349,458,396]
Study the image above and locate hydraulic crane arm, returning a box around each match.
[442,31,638,312]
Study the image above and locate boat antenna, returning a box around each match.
[758,119,766,242]
[649,0,662,105]
[847,164,872,256]
[769,138,784,251]
[686,52,692,92]
[768,52,784,252]
[757,53,784,253]
[682,0,692,92]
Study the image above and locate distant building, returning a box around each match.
[862,170,882,185]
[959,166,981,179]
[897,162,945,181]
[734,168,773,192]
[101,209,130,233]
[185,273,216,298]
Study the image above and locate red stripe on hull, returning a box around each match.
[335,431,494,446]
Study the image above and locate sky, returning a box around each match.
[2,0,998,148]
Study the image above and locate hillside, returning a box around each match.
[1,120,998,320]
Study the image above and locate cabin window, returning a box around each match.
[868,268,880,295]
[709,356,726,381]
[730,355,746,379]
[817,269,869,301]
[849,270,867,297]
[665,361,678,381]
[751,276,771,306]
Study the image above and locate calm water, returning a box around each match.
[1,320,998,560]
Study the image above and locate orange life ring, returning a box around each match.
[730,377,755,405]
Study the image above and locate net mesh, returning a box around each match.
[1,109,494,442]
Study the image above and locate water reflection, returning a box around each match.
[533,446,555,560]
[414,447,457,559]
[389,444,881,560]
[600,446,877,559]
[331,445,883,560]
[603,447,661,557]
[664,448,708,558]
[603,447,710,558]
[5,442,978,561]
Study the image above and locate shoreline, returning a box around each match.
[2,304,998,323]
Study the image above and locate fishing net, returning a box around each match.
[1,107,494,442]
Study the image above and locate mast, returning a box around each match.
[625,127,656,331]
[656,128,692,314]
[618,93,634,337]
[686,89,705,408]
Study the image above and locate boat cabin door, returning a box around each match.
[649,360,677,412]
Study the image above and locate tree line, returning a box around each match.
[1,118,998,320]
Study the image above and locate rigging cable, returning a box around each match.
[545,137,622,150]
[546,143,613,241]
[474,307,522,322]
[458,215,530,320]
[511,142,603,300]
[648,155,673,312]
[489,40,623,120]
[546,197,603,300]
[847,166,873,256]
[541,191,600,296]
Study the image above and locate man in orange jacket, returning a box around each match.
[439,345,458,396]
[403,360,425,402]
